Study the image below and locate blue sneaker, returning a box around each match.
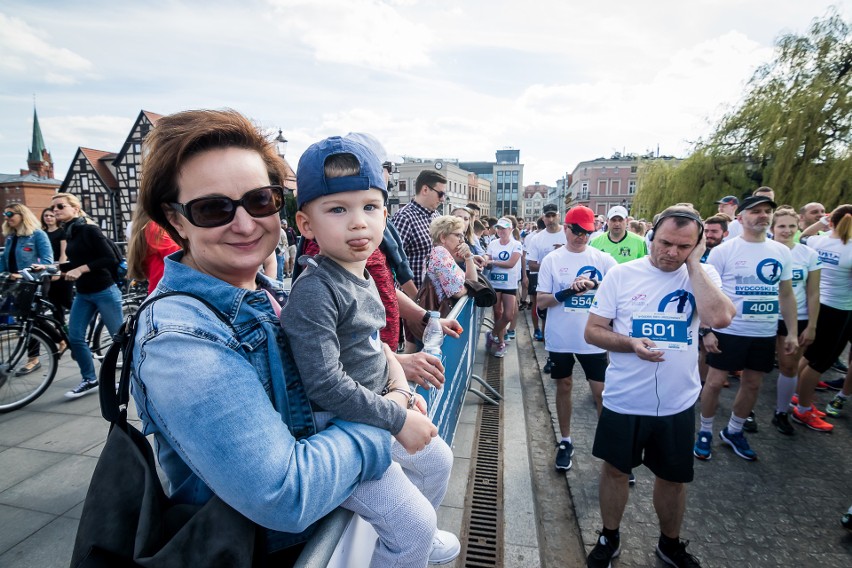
[720,427,757,461]
[485,331,495,349]
[534,329,544,341]
[693,431,712,460]
[504,330,516,341]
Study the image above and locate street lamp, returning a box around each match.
[274,129,288,159]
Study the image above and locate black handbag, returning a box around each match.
[69,292,261,568]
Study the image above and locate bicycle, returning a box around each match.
[0,268,68,412]
[90,279,148,360]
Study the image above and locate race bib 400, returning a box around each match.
[741,295,779,321]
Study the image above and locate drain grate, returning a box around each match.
[460,355,504,567]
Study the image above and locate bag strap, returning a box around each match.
[99,291,237,425]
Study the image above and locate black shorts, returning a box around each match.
[803,304,852,373]
[592,406,695,483]
[777,319,808,337]
[526,272,539,295]
[705,331,775,373]
[549,351,607,381]
[494,288,517,297]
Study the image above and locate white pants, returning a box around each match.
[342,436,454,568]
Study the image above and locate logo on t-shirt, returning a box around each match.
[368,330,383,352]
[657,289,697,325]
[817,250,840,266]
[756,259,783,285]
[619,246,631,257]
[498,250,510,261]
[576,265,603,281]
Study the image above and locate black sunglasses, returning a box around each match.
[52,203,71,211]
[170,185,284,228]
[569,224,591,237]
[427,185,446,199]
[3,211,15,218]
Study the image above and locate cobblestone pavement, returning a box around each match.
[526,310,852,568]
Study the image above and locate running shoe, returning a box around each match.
[825,395,846,417]
[790,395,827,417]
[823,377,845,391]
[586,532,620,568]
[543,358,553,374]
[771,411,795,436]
[693,431,712,461]
[720,428,757,461]
[504,330,516,341]
[656,539,701,568]
[743,411,758,433]
[628,471,636,486]
[555,440,574,471]
[493,342,508,358]
[832,357,849,373]
[815,381,830,392]
[791,407,834,432]
[843,506,852,533]
[485,331,495,350]
[65,380,99,399]
[533,329,544,342]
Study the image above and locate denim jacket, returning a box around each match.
[0,230,53,273]
[131,251,392,544]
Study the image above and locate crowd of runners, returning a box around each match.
[470,190,851,568]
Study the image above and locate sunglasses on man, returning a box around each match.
[569,224,591,237]
[169,185,285,228]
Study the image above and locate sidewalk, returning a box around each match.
[526,309,852,567]
[0,323,543,567]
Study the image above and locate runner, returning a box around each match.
[590,205,647,264]
[537,206,615,471]
[484,217,523,358]
[584,206,733,568]
[793,204,852,430]
[696,195,798,461]
[769,207,821,435]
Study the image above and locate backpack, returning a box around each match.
[105,237,127,285]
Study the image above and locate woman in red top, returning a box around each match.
[127,209,181,293]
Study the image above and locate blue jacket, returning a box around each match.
[0,230,53,273]
[131,251,392,547]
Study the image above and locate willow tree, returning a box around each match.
[635,9,852,218]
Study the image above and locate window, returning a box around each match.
[512,171,519,182]
[612,180,620,195]
[628,180,637,194]
[631,165,637,173]
[81,177,89,191]
[128,166,136,179]
[598,180,607,195]
[497,171,504,181]
[134,143,141,153]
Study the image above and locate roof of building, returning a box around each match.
[0,172,62,186]
[79,147,119,188]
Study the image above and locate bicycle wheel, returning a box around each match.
[92,300,140,360]
[0,325,58,412]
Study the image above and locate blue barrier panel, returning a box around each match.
[294,295,481,567]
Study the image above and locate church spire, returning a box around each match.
[28,106,47,164]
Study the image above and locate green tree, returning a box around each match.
[635,9,852,218]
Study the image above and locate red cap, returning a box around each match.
[564,206,596,232]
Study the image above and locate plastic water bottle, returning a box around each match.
[422,311,444,358]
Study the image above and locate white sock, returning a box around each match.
[727,414,746,434]
[561,436,572,444]
[776,373,797,413]
[699,415,714,433]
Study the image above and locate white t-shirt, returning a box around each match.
[590,257,722,416]
[786,243,821,318]
[486,238,523,290]
[706,237,793,337]
[805,234,852,311]
[526,228,567,274]
[538,246,617,354]
[723,219,743,241]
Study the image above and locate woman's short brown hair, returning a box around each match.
[139,109,287,249]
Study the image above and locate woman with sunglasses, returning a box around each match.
[131,109,392,562]
[1,204,53,278]
[425,215,479,303]
[50,193,124,398]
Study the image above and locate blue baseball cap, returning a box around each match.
[296,136,387,209]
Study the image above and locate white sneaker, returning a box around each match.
[429,529,460,564]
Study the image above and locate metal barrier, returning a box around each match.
[294,295,489,567]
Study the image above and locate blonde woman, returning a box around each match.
[51,193,123,399]
[425,215,478,302]
[1,203,53,276]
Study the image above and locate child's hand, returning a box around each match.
[395,410,437,454]
[412,393,428,415]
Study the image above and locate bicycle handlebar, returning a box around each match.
[17,266,60,282]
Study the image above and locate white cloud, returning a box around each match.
[0,12,94,84]
[266,0,433,69]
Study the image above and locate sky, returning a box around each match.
[1,0,850,187]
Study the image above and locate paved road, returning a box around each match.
[525,307,852,567]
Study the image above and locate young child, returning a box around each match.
[281,136,459,567]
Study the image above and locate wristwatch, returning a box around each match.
[422,311,431,325]
[698,327,712,338]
